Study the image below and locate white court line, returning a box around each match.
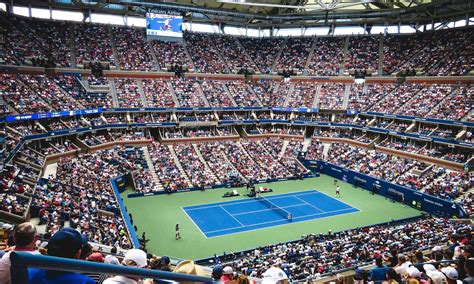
[183,189,317,211]
[232,203,307,216]
[204,207,358,234]
[293,196,324,213]
[180,207,208,239]
[220,205,244,227]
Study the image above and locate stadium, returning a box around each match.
[0,0,473,283]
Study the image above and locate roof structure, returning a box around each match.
[8,0,474,28]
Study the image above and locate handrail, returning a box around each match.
[10,252,213,284]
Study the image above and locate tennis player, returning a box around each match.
[175,223,181,240]
[336,185,341,197]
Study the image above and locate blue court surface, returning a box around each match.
[182,190,360,238]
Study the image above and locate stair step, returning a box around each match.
[141,146,164,190]
[191,143,220,184]
[167,145,192,185]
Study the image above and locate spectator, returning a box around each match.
[449,234,461,251]
[459,246,474,280]
[0,222,39,284]
[104,255,120,266]
[261,267,288,284]
[86,252,108,283]
[150,256,171,272]
[103,249,148,284]
[158,256,171,272]
[413,250,430,273]
[385,267,402,283]
[463,258,474,284]
[402,266,423,283]
[221,266,234,283]
[172,260,207,283]
[394,254,412,276]
[424,264,447,284]
[442,266,462,284]
[371,256,388,283]
[212,265,224,283]
[28,227,94,284]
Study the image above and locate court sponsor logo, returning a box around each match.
[387,188,403,197]
[330,167,342,173]
[423,198,444,208]
[353,177,366,184]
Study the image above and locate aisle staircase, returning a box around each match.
[341,36,350,74]
[322,143,332,159]
[462,90,474,121]
[342,84,351,109]
[246,83,263,106]
[141,146,163,191]
[108,79,120,107]
[108,26,121,69]
[167,145,192,185]
[181,40,196,71]
[191,144,220,184]
[427,87,460,117]
[279,140,290,158]
[16,78,53,112]
[235,38,258,69]
[147,39,160,71]
[283,83,295,107]
[220,150,247,182]
[312,84,322,108]
[271,39,286,72]
[221,82,238,106]
[463,109,474,121]
[378,35,384,75]
[54,80,86,109]
[304,37,318,71]
[136,79,148,107]
[69,25,77,68]
[302,138,312,153]
[194,82,211,107]
[166,81,181,107]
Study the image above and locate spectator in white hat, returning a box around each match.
[220,266,234,283]
[403,266,421,282]
[262,267,288,284]
[424,264,447,284]
[103,249,149,284]
[442,266,462,284]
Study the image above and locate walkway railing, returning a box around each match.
[10,252,213,284]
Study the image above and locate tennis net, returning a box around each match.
[256,196,292,222]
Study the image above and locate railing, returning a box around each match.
[10,252,213,284]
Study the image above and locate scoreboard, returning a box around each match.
[146,12,183,39]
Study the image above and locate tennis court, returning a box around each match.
[183,189,360,238]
